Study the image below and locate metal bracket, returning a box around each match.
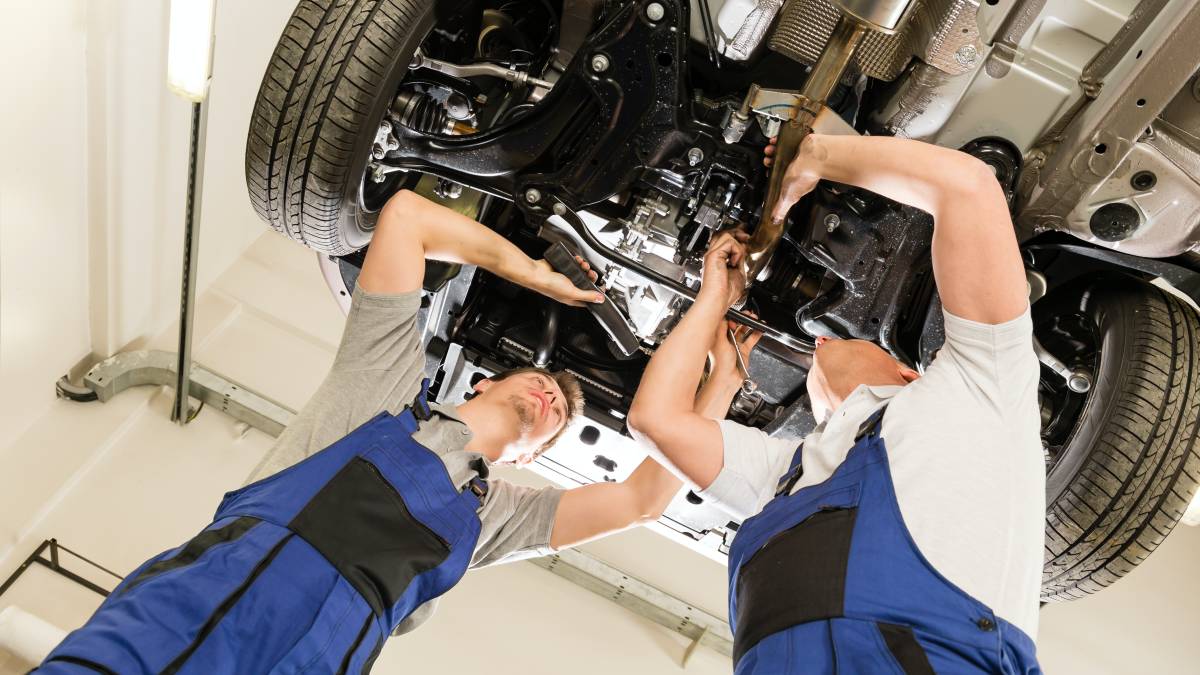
[72,350,295,438]
[528,548,734,658]
[0,539,123,600]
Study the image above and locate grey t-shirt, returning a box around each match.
[244,286,564,632]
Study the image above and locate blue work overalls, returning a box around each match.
[727,409,1043,674]
[37,383,483,674]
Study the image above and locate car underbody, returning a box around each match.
[251,0,1200,598]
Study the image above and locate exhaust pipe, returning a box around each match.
[746,14,868,283]
[746,0,919,284]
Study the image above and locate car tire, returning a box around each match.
[245,0,435,255]
[1039,279,1200,601]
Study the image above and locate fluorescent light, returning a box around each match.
[1184,487,1200,527]
[167,0,216,102]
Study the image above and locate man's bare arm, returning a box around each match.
[548,308,756,549]
[623,233,749,490]
[358,190,603,305]
[772,135,1027,325]
[547,456,682,549]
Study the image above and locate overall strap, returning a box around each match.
[773,403,890,498]
[411,378,434,422]
[467,478,489,500]
[854,404,889,443]
[411,378,489,505]
[775,443,805,497]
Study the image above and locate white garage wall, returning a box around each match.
[0,0,92,453]
[0,0,296,565]
[83,0,297,358]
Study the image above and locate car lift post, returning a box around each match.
[171,97,210,425]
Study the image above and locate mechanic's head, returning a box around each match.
[806,336,920,421]
[471,367,584,464]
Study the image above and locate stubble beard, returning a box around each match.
[506,394,535,435]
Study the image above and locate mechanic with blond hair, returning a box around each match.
[630,134,1044,674]
[36,190,754,673]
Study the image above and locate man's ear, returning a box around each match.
[898,366,921,384]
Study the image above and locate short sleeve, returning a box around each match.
[697,420,796,520]
[333,286,424,372]
[931,305,1039,410]
[470,479,565,568]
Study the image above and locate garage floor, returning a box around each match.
[1,232,1198,674]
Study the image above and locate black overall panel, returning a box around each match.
[289,457,450,616]
[733,507,858,663]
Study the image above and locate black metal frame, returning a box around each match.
[0,539,123,599]
[383,0,693,210]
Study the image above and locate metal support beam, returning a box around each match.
[1018,0,1200,234]
[172,98,211,425]
[527,548,734,659]
[61,351,735,656]
[0,539,124,600]
[80,350,294,438]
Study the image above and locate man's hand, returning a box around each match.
[361,190,608,306]
[710,314,762,383]
[695,314,762,420]
[764,134,823,223]
[699,231,750,308]
[530,256,605,307]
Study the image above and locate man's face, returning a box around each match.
[806,336,919,420]
[473,371,569,463]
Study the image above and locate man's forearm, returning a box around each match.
[396,191,540,285]
[804,135,986,219]
[630,292,727,422]
[625,457,683,521]
[696,372,741,420]
[360,190,543,295]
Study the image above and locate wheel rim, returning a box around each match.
[1035,294,1102,479]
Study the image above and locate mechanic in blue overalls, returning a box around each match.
[35,190,750,673]
[630,133,1044,673]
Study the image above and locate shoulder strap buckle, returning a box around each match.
[411,378,434,422]
[468,478,489,502]
[854,404,889,442]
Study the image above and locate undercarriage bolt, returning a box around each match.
[1067,371,1093,394]
[955,44,978,67]
[524,188,542,204]
[687,147,704,166]
[435,179,463,199]
[645,2,665,21]
[591,54,610,73]
[825,213,841,232]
